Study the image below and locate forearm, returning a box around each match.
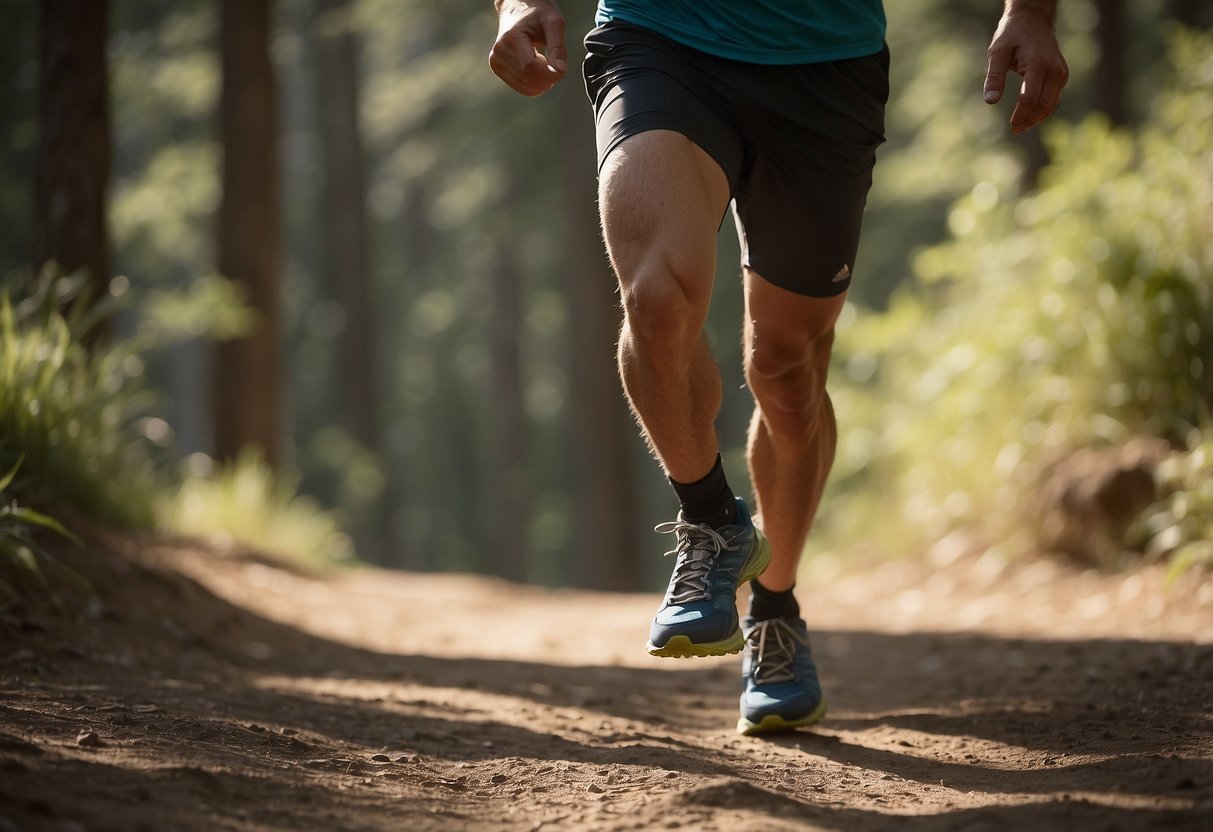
[495,0,560,12]
[1002,0,1058,25]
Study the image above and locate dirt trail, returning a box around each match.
[1,533,1211,831]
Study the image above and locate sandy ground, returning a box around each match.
[1,531,1211,831]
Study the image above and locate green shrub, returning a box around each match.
[1131,428,1213,578]
[0,456,86,606]
[0,272,164,529]
[161,449,354,569]
[819,29,1212,562]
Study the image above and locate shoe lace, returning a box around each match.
[654,519,731,605]
[746,618,808,686]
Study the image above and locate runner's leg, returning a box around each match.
[742,271,846,591]
[598,129,731,484]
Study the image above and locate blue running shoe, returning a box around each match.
[737,616,827,735]
[645,498,771,658]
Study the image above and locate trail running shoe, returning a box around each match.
[737,616,827,735]
[645,497,771,658]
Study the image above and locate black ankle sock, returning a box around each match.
[748,579,800,621]
[669,454,738,528]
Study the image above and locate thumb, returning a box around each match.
[984,49,1009,104]
[541,14,567,73]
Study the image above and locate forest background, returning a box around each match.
[2,0,1211,593]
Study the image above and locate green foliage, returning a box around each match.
[0,272,164,530]
[137,272,256,345]
[84,0,1211,585]
[1131,429,1213,579]
[161,449,354,569]
[109,3,218,288]
[821,29,1213,561]
[0,456,87,607]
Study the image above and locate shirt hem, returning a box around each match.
[595,12,886,65]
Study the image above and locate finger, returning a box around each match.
[541,14,568,74]
[1034,60,1068,122]
[1010,70,1044,132]
[489,31,560,96]
[490,29,542,80]
[984,45,1010,104]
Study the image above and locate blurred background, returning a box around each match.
[2,0,1210,592]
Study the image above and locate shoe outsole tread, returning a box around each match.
[645,632,744,657]
[736,697,828,735]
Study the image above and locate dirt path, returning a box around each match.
[2,533,1211,831]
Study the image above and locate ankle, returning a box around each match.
[749,579,800,621]
[669,454,738,528]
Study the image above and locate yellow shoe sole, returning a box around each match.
[737,697,828,736]
[646,632,745,657]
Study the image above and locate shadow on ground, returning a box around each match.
[0,537,1209,830]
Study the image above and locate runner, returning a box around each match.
[489,0,1068,734]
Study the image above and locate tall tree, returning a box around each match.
[1093,0,1128,126]
[487,237,530,582]
[1168,0,1213,28]
[33,0,112,338]
[314,0,377,450]
[560,77,642,591]
[312,0,388,559]
[215,0,283,467]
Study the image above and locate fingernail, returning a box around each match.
[983,91,999,103]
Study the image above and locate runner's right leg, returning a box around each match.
[599,130,769,657]
[598,129,729,487]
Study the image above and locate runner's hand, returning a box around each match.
[983,5,1069,133]
[489,0,568,96]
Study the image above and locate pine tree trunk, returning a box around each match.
[313,0,389,560]
[561,76,642,592]
[215,0,283,467]
[1093,0,1129,126]
[314,0,377,449]
[488,240,530,582]
[1167,0,1211,28]
[33,0,112,342]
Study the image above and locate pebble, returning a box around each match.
[76,731,105,748]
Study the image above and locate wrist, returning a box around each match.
[495,0,559,12]
[1003,0,1058,26]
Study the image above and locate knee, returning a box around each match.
[746,330,834,437]
[619,264,711,361]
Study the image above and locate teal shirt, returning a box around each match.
[595,0,886,65]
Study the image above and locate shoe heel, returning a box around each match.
[740,529,771,584]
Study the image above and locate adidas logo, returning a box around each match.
[832,264,851,283]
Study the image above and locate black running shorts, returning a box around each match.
[582,21,889,297]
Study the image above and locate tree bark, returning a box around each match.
[1167,0,1212,29]
[561,75,642,591]
[215,0,283,467]
[33,0,112,341]
[1092,0,1129,127]
[488,240,530,582]
[314,0,377,449]
[312,0,390,560]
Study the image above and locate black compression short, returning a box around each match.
[582,21,889,298]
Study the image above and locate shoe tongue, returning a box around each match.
[751,621,797,684]
[669,545,715,603]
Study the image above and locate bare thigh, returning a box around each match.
[598,129,730,316]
